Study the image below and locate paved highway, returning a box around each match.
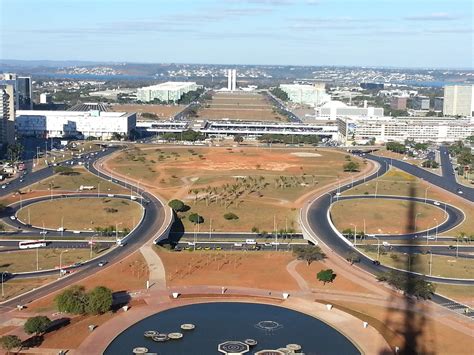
[0,146,167,309]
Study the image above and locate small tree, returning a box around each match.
[24,316,52,335]
[188,213,204,224]
[86,286,113,314]
[251,226,260,234]
[168,199,186,212]
[55,285,88,314]
[346,251,361,265]
[0,335,22,352]
[292,245,326,265]
[343,161,360,172]
[317,269,336,284]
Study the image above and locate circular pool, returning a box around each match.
[104,302,360,354]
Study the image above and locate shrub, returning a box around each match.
[223,212,239,220]
[86,286,113,315]
[24,316,52,335]
[0,335,22,351]
[317,269,336,284]
[168,199,186,212]
[189,213,204,224]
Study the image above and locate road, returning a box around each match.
[0,146,166,309]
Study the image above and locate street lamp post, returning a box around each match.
[429,251,433,276]
[374,181,379,199]
[1,271,8,297]
[424,186,431,203]
[98,182,101,198]
[350,223,357,246]
[369,235,381,260]
[59,250,69,277]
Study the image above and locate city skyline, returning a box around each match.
[1,0,473,69]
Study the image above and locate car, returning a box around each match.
[98,261,107,267]
[448,245,456,250]
[1,185,6,189]
[73,262,82,267]
[433,201,441,206]
[39,230,48,235]
[9,216,16,220]
[457,189,463,194]
[19,179,24,183]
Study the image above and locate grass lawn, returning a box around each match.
[0,248,106,273]
[108,146,365,232]
[16,197,142,231]
[433,283,474,307]
[330,199,446,235]
[0,276,56,301]
[27,166,130,194]
[343,167,474,236]
[359,248,473,279]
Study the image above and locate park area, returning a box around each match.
[16,197,142,231]
[110,104,184,120]
[198,92,286,121]
[107,146,365,232]
[331,199,446,235]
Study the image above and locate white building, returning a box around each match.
[16,110,136,139]
[337,116,473,144]
[136,82,201,103]
[39,93,52,104]
[315,100,384,120]
[443,85,474,117]
[280,84,330,107]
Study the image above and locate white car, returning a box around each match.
[433,201,441,206]
[40,230,48,235]
[9,216,16,220]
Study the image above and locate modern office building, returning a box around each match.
[280,84,330,107]
[16,110,136,139]
[314,100,384,120]
[136,82,201,103]
[0,83,16,146]
[434,97,444,112]
[390,97,407,110]
[411,96,430,110]
[0,74,33,110]
[443,85,474,117]
[337,116,473,144]
[16,76,33,110]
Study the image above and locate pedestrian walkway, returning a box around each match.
[140,245,166,291]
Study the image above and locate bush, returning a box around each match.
[24,316,52,335]
[86,286,113,314]
[223,212,239,220]
[55,285,113,315]
[317,269,336,284]
[55,285,88,314]
[377,271,435,299]
[343,161,360,172]
[168,199,186,212]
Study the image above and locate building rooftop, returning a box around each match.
[139,82,197,90]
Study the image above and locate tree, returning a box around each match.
[233,135,244,144]
[386,142,407,154]
[421,160,439,169]
[317,269,336,284]
[24,316,52,335]
[55,285,88,314]
[168,199,186,212]
[346,251,361,265]
[0,335,22,352]
[6,143,24,162]
[292,245,326,265]
[188,213,204,224]
[377,271,436,299]
[343,161,360,172]
[86,286,113,314]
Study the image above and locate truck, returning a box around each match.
[245,239,256,245]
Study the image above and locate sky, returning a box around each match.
[1,0,473,68]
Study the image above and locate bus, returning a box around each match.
[18,240,47,249]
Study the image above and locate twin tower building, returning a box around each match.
[227,69,237,91]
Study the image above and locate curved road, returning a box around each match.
[0,147,167,310]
